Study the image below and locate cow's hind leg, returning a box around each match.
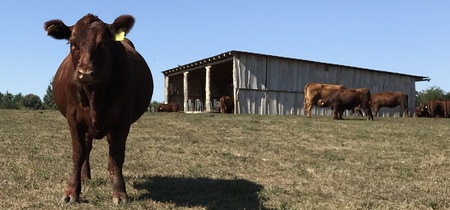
[304,98,312,118]
[107,126,130,204]
[364,107,374,121]
[402,106,409,118]
[373,107,379,117]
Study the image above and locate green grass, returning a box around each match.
[0,110,449,209]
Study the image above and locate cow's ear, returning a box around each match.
[44,20,71,40]
[110,15,135,41]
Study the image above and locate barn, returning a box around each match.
[161,50,429,116]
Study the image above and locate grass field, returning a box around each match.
[0,109,449,209]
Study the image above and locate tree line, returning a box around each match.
[0,80,160,110]
[0,80,449,110]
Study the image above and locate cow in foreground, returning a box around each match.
[317,88,374,120]
[304,83,345,118]
[371,92,409,117]
[45,14,153,204]
[218,95,234,113]
[157,102,179,112]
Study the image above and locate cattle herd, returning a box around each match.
[416,100,450,118]
[304,82,410,120]
[159,83,448,119]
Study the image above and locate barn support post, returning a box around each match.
[183,71,189,112]
[205,65,211,112]
[164,75,169,103]
[232,57,238,114]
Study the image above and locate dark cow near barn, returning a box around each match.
[303,83,345,118]
[45,14,153,204]
[157,102,179,112]
[370,92,409,117]
[428,100,450,118]
[415,104,430,118]
[218,95,234,113]
[317,88,374,120]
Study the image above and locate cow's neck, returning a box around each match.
[79,83,109,122]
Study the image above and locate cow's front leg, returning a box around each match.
[107,127,130,204]
[81,134,93,181]
[63,121,88,203]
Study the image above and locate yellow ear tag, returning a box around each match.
[115,29,125,41]
[47,24,57,34]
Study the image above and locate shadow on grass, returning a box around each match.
[133,175,271,210]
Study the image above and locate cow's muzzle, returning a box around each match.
[77,69,95,83]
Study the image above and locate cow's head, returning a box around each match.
[44,14,135,85]
[317,99,327,107]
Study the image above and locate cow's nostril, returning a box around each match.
[77,69,94,81]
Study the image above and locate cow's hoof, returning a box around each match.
[112,194,128,205]
[61,195,80,204]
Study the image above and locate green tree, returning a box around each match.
[22,94,42,110]
[416,86,447,105]
[13,93,23,108]
[1,92,19,109]
[42,78,57,110]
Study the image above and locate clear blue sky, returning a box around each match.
[1,1,449,102]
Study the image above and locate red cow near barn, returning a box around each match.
[218,95,234,113]
[370,92,409,117]
[303,83,345,118]
[157,102,179,112]
[428,100,450,118]
[317,88,374,120]
[45,14,153,204]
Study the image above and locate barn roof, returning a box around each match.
[161,50,430,82]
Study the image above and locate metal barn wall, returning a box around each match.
[234,53,417,116]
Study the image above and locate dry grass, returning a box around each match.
[0,109,449,209]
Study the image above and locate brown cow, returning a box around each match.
[304,83,345,118]
[415,104,430,117]
[371,92,409,117]
[317,88,374,120]
[428,100,450,118]
[218,95,234,113]
[45,14,153,204]
[157,102,179,112]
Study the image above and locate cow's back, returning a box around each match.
[371,92,407,108]
[304,83,345,101]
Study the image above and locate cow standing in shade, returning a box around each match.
[218,95,234,113]
[157,102,179,112]
[303,83,345,118]
[45,14,153,204]
[370,92,409,117]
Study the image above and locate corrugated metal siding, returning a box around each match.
[234,53,416,116]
